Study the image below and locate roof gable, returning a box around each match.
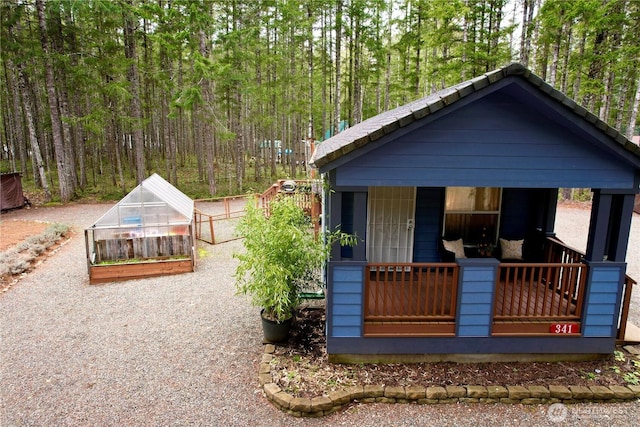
[334,88,635,189]
[311,63,640,173]
[91,174,193,228]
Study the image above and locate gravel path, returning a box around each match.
[1,203,639,426]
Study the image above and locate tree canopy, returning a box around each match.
[1,0,639,201]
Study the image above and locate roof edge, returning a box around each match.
[311,62,639,171]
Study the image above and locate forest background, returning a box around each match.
[1,0,639,203]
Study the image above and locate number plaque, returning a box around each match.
[549,323,580,334]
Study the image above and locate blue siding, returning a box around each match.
[335,89,635,189]
[327,337,615,355]
[582,263,626,337]
[329,263,364,338]
[456,259,499,337]
[413,187,444,262]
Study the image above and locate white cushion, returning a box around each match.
[443,238,466,259]
[499,238,524,260]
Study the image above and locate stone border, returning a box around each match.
[258,344,640,418]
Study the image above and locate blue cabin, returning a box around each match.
[310,63,640,362]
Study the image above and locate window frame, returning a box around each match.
[442,187,502,245]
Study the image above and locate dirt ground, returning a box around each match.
[0,220,49,252]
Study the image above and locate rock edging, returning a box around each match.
[258,344,640,418]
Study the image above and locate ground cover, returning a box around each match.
[0,219,71,293]
[270,307,640,398]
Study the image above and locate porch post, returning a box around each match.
[542,188,559,236]
[586,191,635,263]
[585,190,612,262]
[352,192,368,261]
[606,193,635,262]
[328,187,343,260]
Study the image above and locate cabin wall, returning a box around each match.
[333,91,635,190]
[325,260,617,356]
[327,262,365,338]
[582,262,627,337]
[413,188,444,262]
[410,188,554,263]
[456,259,499,336]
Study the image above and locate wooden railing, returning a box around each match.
[495,263,587,321]
[194,195,258,244]
[259,179,322,233]
[544,236,636,341]
[618,274,637,342]
[545,236,584,264]
[364,263,458,336]
[195,180,322,244]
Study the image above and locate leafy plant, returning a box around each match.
[623,372,640,385]
[234,195,355,323]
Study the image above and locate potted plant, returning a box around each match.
[234,195,355,342]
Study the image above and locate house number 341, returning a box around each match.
[550,323,579,334]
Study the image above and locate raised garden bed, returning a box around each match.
[88,256,194,284]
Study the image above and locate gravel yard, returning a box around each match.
[1,202,639,426]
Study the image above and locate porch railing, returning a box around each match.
[362,238,635,339]
[545,236,584,264]
[364,263,458,336]
[618,274,636,342]
[544,236,636,341]
[494,263,587,321]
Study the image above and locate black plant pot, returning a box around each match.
[261,309,292,343]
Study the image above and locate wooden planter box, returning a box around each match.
[89,258,194,284]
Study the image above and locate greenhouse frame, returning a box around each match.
[85,174,195,284]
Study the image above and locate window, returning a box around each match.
[443,187,501,245]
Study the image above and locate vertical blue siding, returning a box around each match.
[582,262,626,337]
[328,263,364,337]
[413,187,444,262]
[456,258,499,337]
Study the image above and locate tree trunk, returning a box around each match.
[15,58,51,202]
[123,0,146,184]
[36,0,73,202]
[334,0,343,135]
[3,58,28,178]
[627,78,640,139]
[197,29,216,196]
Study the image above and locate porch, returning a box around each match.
[364,237,635,340]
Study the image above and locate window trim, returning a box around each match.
[443,187,502,245]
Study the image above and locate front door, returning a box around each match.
[366,186,416,263]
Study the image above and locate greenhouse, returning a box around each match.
[85,174,195,284]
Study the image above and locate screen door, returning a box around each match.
[366,187,416,263]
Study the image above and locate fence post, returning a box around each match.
[209,215,215,245]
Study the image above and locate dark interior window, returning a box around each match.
[444,187,501,245]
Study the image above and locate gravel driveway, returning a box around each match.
[1,203,638,426]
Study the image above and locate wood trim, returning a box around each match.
[364,322,455,337]
[492,322,582,335]
[89,259,194,284]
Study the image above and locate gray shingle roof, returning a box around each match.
[310,62,640,170]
